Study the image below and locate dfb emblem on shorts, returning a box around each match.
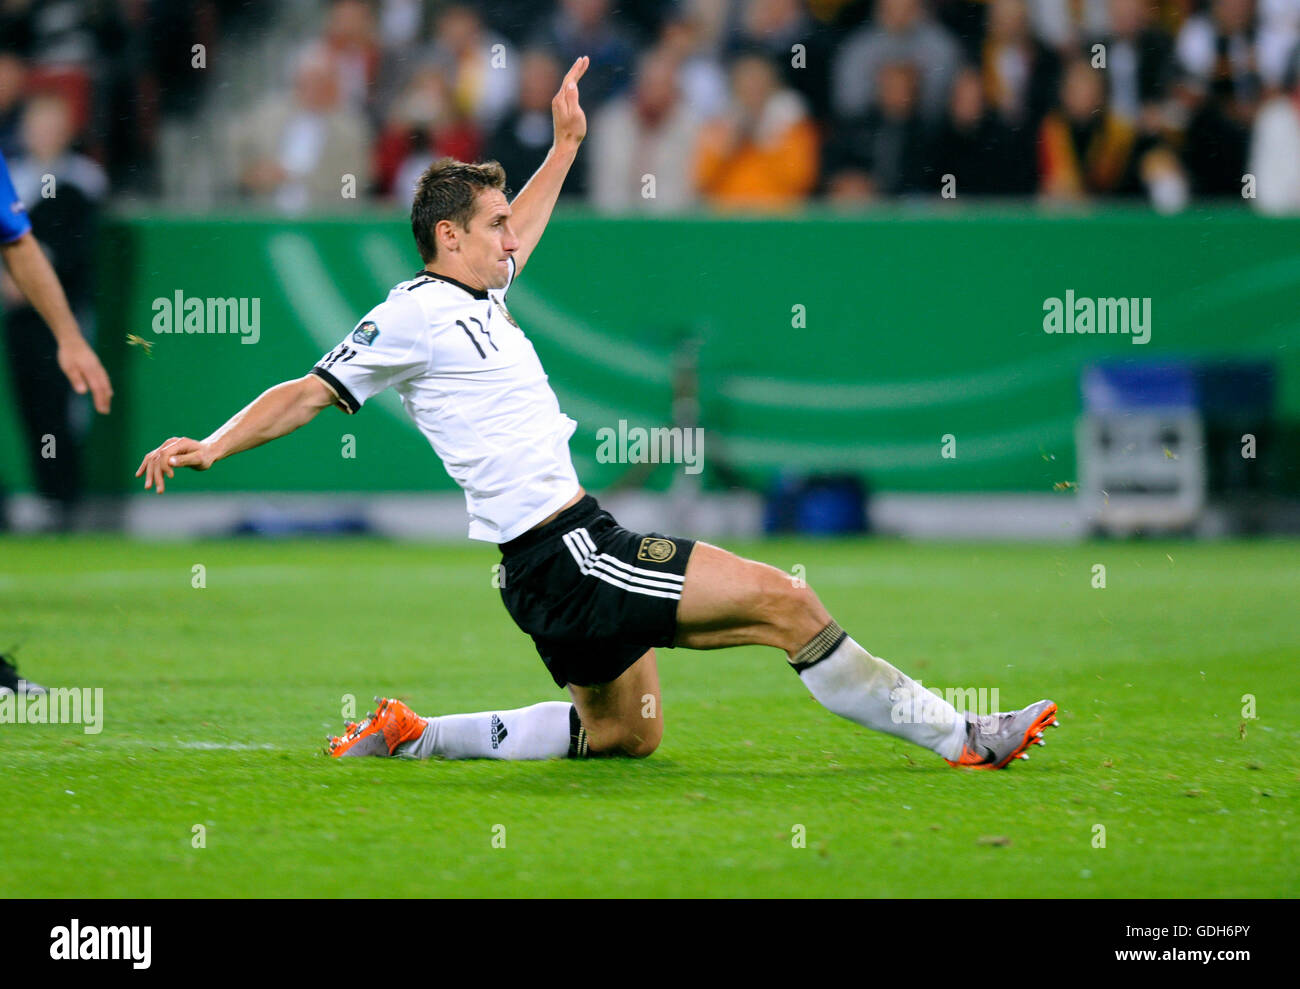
[351,320,380,346]
[637,537,676,563]
[493,298,519,328]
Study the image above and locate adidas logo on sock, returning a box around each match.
[489,714,508,750]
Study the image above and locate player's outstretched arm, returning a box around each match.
[0,231,114,414]
[135,374,335,493]
[508,55,588,276]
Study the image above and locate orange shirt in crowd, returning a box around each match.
[693,116,819,209]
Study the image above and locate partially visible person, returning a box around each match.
[0,53,26,158]
[694,51,818,209]
[1039,58,1138,200]
[485,50,569,203]
[1,649,46,696]
[378,63,481,203]
[375,0,424,55]
[936,0,992,63]
[320,0,382,119]
[822,60,932,203]
[725,0,833,118]
[529,0,637,112]
[1175,0,1261,195]
[1176,0,1262,101]
[1039,57,1187,208]
[1248,47,1300,213]
[929,65,1037,195]
[590,48,701,212]
[981,0,1062,131]
[1257,0,1300,91]
[0,93,112,539]
[428,3,519,134]
[832,0,962,123]
[230,45,371,212]
[659,12,729,121]
[1025,0,1111,52]
[1090,0,1175,124]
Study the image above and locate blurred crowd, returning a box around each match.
[3,0,1300,213]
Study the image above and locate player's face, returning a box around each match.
[463,189,519,290]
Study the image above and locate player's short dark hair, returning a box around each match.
[411,158,509,263]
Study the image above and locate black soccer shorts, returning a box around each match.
[498,495,696,688]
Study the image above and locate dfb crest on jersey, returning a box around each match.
[351,321,380,346]
[493,297,519,328]
[636,537,677,563]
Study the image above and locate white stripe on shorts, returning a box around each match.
[562,528,683,600]
[572,527,685,587]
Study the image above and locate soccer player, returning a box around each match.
[0,148,113,444]
[2,142,113,693]
[135,57,1057,769]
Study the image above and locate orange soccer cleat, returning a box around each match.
[327,697,427,758]
[945,699,1059,770]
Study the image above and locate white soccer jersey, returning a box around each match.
[310,255,581,543]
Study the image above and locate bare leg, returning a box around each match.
[675,542,829,654]
[567,648,663,757]
[673,542,968,760]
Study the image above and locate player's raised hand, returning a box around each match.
[552,55,589,151]
[135,436,214,494]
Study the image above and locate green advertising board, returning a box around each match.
[2,208,1297,496]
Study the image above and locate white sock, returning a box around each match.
[396,701,583,760]
[794,625,967,761]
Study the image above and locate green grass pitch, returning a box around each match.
[2,535,1295,897]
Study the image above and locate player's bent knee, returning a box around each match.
[753,564,799,618]
[585,717,662,758]
[621,732,660,759]
[617,715,663,758]
[754,567,829,648]
[792,582,830,627]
